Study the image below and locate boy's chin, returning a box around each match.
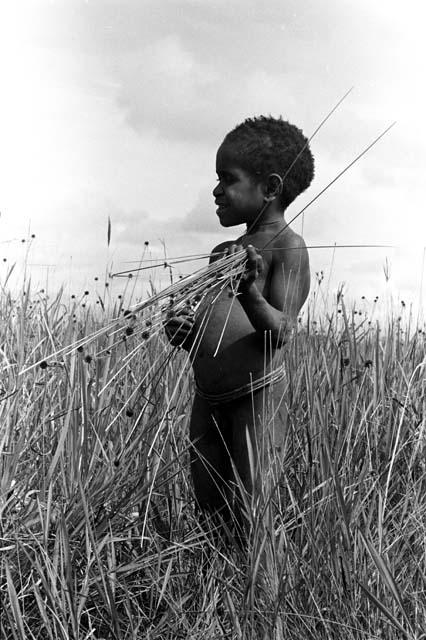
[218,216,243,228]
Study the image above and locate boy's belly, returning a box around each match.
[191,288,280,394]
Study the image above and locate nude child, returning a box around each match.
[165,116,314,529]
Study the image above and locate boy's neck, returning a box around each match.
[246,209,286,233]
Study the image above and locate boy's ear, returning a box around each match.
[263,173,283,202]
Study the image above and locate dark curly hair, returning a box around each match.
[222,116,314,209]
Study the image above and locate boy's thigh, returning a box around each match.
[189,394,232,510]
[228,379,288,488]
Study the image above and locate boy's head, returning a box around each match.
[221,116,314,209]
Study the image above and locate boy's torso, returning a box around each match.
[191,224,307,394]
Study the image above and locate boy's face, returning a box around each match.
[213,144,265,227]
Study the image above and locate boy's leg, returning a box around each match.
[189,394,232,517]
[229,378,288,498]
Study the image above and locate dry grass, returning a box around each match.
[1,269,426,639]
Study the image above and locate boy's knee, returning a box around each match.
[193,484,232,524]
[191,453,230,508]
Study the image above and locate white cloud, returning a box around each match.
[180,187,221,233]
[113,34,221,142]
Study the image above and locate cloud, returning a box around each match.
[114,34,224,143]
[108,207,151,244]
[180,187,220,233]
[362,167,397,189]
[34,0,425,144]
[107,186,226,248]
[36,0,389,146]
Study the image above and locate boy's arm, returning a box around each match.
[237,239,310,346]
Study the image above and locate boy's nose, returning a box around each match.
[212,182,223,197]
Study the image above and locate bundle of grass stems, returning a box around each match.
[23,248,247,374]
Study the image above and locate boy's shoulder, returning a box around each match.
[209,240,234,264]
[268,226,309,270]
[268,225,307,252]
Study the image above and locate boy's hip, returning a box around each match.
[195,366,286,406]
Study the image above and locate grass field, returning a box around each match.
[1,270,425,639]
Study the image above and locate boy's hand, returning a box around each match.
[226,243,263,289]
[164,308,195,348]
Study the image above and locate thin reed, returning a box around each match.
[1,273,426,640]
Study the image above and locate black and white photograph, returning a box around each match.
[1,2,425,638]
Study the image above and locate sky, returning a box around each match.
[0,0,425,317]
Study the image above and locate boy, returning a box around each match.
[165,116,313,527]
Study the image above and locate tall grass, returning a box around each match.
[1,275,425,639]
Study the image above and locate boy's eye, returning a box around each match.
[219,173,236,185]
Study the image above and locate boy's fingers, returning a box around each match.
[168,319,194,334]
[246,245,263,270]
[237,245,263,286]
[246,244,259,260]
[167,317,193,328]
[166,309,193,320]
[165,319,193,345]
